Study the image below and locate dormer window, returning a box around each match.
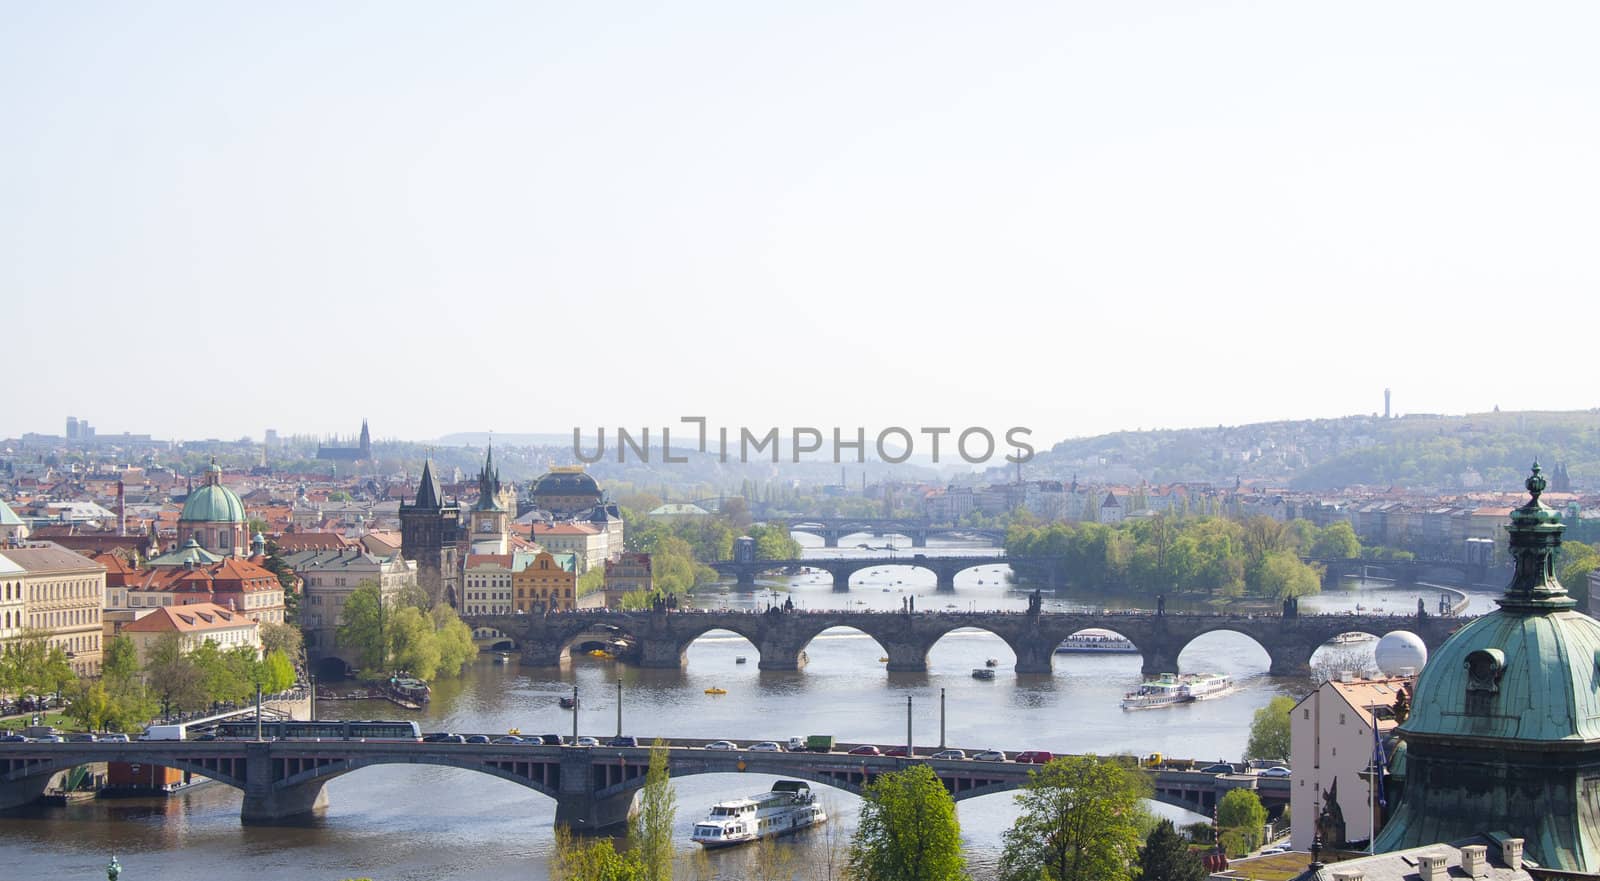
[1465,647,1506,715]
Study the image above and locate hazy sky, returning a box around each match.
[5,2,1597,446]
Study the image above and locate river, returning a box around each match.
[0,540,1502,880]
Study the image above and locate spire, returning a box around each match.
[1498,461,1575,613]
[414,459,443,509]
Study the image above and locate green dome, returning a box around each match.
[181,472,246,524]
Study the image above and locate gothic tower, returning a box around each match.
[400,458,461,608]
[468,446,509,555]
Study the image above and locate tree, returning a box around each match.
[1216,789,1267,854]
[553,827,643,881]
[631,741,676,881]
[1559,541,1600,591]
[997,755,1150,881]
[337,582,387,674]
[1245,696,1295,762]
[1138,819,1206,881]
[1252,550,1321,600]
[260,622,306,668]
[259,649,297,694]
[63,679,113,732]
[1311,522,1361,559]
[430,604,478,677]
[101,635,141,694]
[848,763,966,881]
[144,633,207,717]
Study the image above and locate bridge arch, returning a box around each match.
[276,754,561,802]
[1,752,247,792]
[1174,625,1273,677]
[661,621,768,670]
[792,622,895,670]
[922,623,1021,673]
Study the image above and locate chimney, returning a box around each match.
[1460,844,1488,878]
[1338,670,1354,683]
[1416,853,1449,881]
[117,480,126,537]
[1332,872,1365,881]
[1501,838,1524,871]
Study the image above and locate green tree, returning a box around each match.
[144,633,207,717]
[631,741,676,881]
[63,679,113,732]
[1310,522,1361,559]
[389,605,442,680]
[260,622,306,668]
[337,582,387,674]
[997,755,1151,881]
[259,649,297,694]
[1216,789,1267,854]
[1559,541,1600,590]
[1138,818,1206,881]
[430,604,478,677]
[101,635,141,694]
[1252,550,1322,600]
[1245,695,1295,762]
[553,827,644,881]
[847,763,966,881]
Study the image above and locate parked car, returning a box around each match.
[0,734,27,743]
[33,734,64,743]
[540,734,564,745]
[1014,750,1053,764]
[1260,844,1291,855]
[971,749,1006,762]
[67,733,97,742]
[847,745,881,756]
[493,736,525,744]
[748,741,781,752]
[100,733,130,743]
[465,735,491,744]
[438,734,468,744]
[191,734,218,742]
[1260,766,1292,778]
[422,732,456,742]
[883,745,911,757]
[607,736,639,748]
[786,736,807,752]
[930,749,966,760]
[705,740,738,751]
[1201,763,1235,774]
[574,736,600,747]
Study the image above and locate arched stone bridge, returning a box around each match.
[709,554,1049,590]
[466,608,1465,677]
[786,518,1006,548]
[0,741,1283,830]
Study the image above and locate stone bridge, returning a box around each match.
[466,608,1465,677]
[786,518,1006,548]
[0,741,1282,830]
[709,554,1048,590]
[1312,557,1510,590]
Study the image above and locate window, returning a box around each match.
[1303,709,1310,720]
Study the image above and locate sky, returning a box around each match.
[4,2,1598,447]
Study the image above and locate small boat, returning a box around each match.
[971,668,996,680]
[560,696,578,709]
[493,653,510,665]
[705,687,727,695]
[985,658,998,667]
[691,781,826,848]
[878,656,889,663]
[589,649,615,659]
[735,656,747,664]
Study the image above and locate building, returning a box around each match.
[529,522,607,573]
[1290,674,1410,851]
[0,554,24,642]
[0,543,108,676]
[598,552,652,608]
[399,459,461,608]
[463,553,514,616]
[281,547,417,666]
[100,547,286,625]
[177,460,248,558]
[120,602,260,664]
[0,498,29,544]
[1373,465,1600,873]
[1290,835,1534,881]
[467,448,510,555]
[316,418,372,461]
[525,466,604,517]
[513,551,576,613]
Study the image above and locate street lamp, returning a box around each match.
[106,855,121,881]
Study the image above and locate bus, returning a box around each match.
[213,720,422,741]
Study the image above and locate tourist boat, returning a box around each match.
[559,696,578,709]
[704,687,727,695]
[1332,632,1377,645]
[971,667,996,680]
[1120,673,1233,710]
[690,781,826,848]
[388,677,431,704]
[1055,629,1140,654]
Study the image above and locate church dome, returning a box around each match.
[530,468,600,497]
[180,462,246,524]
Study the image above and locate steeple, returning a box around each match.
[474,445,503,511]
[359,419,371,457]
[1498,461,1575,612]
[414,459,443,510]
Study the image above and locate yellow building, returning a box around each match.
[0,543,108,676]
[514,551,576,613]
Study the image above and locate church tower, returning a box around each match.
[469,446,509,555]
[358,419,371,460]
[400,458,462,608]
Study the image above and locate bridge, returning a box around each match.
[466,607,1464,677]
[0,740,1285,830]
[710,554,1034,590]
[785,518,1005,548]
[1312,557,1510,590]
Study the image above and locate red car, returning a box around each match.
[883,746,911,757]
[847,745,881,756]
[1014,750,1054,764]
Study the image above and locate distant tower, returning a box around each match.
[400,459,462,608]
[1384,388,1392,419]
[359,419,371,459]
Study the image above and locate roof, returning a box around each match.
[0,543,106,574]
[531,523,600,536]
[1291,835,1534,881]
[273,532,350,552]
[180,482,247,524]
[529,469,601,497]
[0,498,22,526]
[122,602,254,634]
[146,539,224,567]
[411,460,445,509]
[465,554,513,569]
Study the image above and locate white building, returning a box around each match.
[120,601,261,664]
[1290,675,1410,851]
[463,553,515,616]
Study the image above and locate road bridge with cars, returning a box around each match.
[466,607,1464,677]
[0,739,1287,830]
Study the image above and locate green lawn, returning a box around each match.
[0,712,73,733]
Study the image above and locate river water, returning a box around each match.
[0,540,1502,880]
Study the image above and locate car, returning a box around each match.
[1260,766,1292,778]
[67,733,97,742]
[705,740,739,751]
[1260,845,1291,855]
[540,734,563,745]
[0,734,26,743]
[493,736,525,744]
[1014,750,1054,764]
[883,746,911,757]
[422,732,455,742]
[1201,763,1235,774]
[100,733,130,743]
[191,734,218,742]
[465,735,491,744]
[847,745,881,756]
[574,736,600,747]
[786,736,807,752]
[971,750,1006,762]
[749,741,781,752]
[930,749,966,760]
[607,736,639,748]
[33,734,64,743]
[437,734,467,744]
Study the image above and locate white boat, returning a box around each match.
[1055,629,1139,654]
[1331,632,1377,645]
[1120,673,1233,710]
[690,781,826,848]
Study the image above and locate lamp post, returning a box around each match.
[571,685,579,744]
[939,687,946,750]
[616,679,623,738]
[905,694,912,758]
[255,683,263,742]
[106,855,120,881]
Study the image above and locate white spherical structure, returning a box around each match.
[1375,630,1428,677]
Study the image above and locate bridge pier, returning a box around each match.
[736,568,757,589]
[821,530,840,548]
[934,566,957,591]
[1139,643,1181,677]
[832,569,851,591]
[1013,641,1054,675]
[0,768,54,811]
[910,530,927,548]
[241,743,328,824]
[521,643,569,667]
[757,640,807,671]
[555,751,638,833]
[637,638,687,669]
[883,642,928,673]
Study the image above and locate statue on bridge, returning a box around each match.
[1027,590,1042,616]
[1157,594,1165,616]
[1283,595,1299,618]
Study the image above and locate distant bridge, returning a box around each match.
[784,518,1005,548]
[466,607,1465,678]
[0,740,1285,830]
[710,554,1028,590]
